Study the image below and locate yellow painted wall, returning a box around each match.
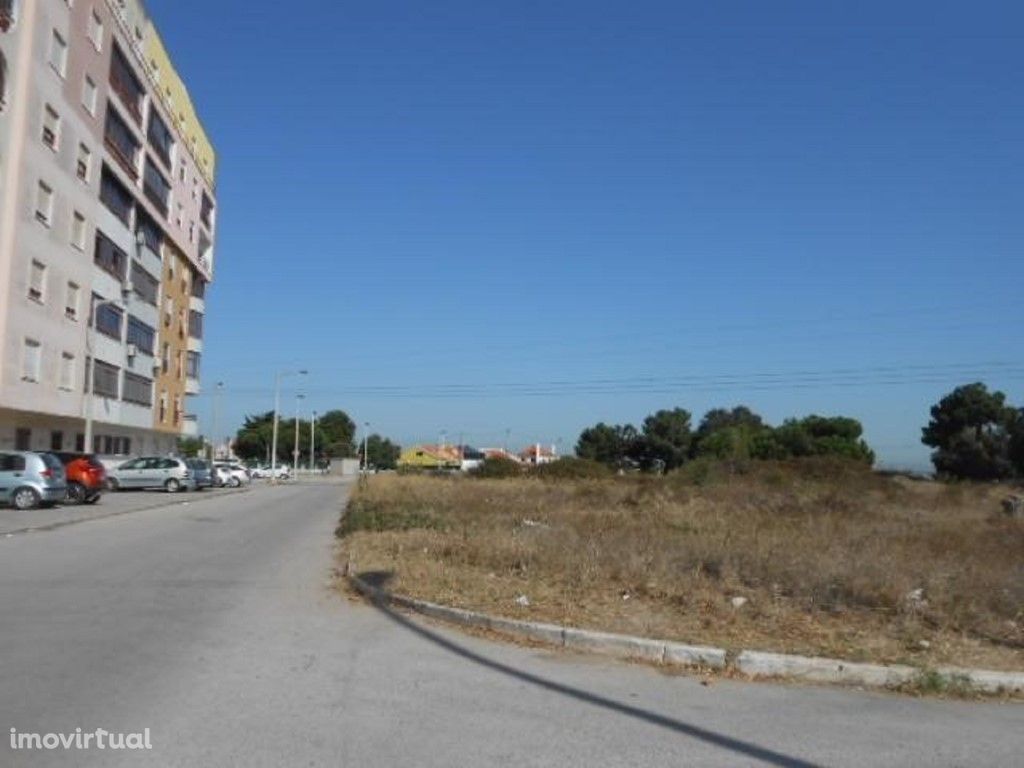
[154,246,191,434]
[143,27,216,185]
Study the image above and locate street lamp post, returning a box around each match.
[310,410,317,473]
[271,369,306,482]
[293,393,305,478]
[210,381,224,460]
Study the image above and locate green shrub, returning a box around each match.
[471,456,525,479]
[532,457,611,480]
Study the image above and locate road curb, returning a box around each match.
[347,571,1023,694]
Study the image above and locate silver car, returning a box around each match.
[0,451,68,510]
[107,456,196,493]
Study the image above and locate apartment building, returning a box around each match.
[0,0,216,457]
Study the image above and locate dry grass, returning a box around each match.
[338,459,1024,671]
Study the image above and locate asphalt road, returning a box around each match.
[1,481,1020,767]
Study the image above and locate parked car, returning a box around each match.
[106,456,196,493]
[211,464,232,487]
[53,452,107,504]
[0,451,68,510]
[214,462,251,487]
[185,459,215,490]
[248,464,289,480]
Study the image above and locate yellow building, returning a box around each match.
[398,445,463,470]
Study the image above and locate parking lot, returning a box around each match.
[0,483,254,537]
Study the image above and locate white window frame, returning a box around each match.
[59,352,75,391]
[87,10,103,52]
[28,260,46,303]
[42,104,60,150]
[76,142,91,182]
[22,339,42,383]
[49,30,68,78]
[71,210,86,250]
[35,180,54,226]
[82,75,98,115]
[66,282,80,321]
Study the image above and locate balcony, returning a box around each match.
[181,414,199,437]
[187,335,203,353]
[1,1,14,33]
[185,376,201,396]
[189,294,204,313]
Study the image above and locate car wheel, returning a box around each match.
[165,478,181,493]
[13,487,41,511]
[229,476,241,488]
[67,482,87,504]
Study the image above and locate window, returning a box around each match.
[94,300,123,340]
[42,104,59,149]
[173,395,182,425]
[65,282,80,320]
[109,44,143,121]
[35,181,53,226]
[158,392,167,422]
[122,372,152,406]
[59,353,75,390]
[163,298,172,327]
[76,143,91,182]
[186,351,201,379]
[49,30,67,77]
[201,192,216,228]
[126,315,155,355]
[90,359,119,398]
[161,343,169,374]
[135,207,162,254]
[82,75,97,115]
[86,10,103,51]
[93,230,127,280]
[191,278,206,299]
[176,350,183,379]
[147,110,173,168]
[14,429,31,451]
[22,338,41,382]
[143,157,170,216]
[71,210,86,249]
[188,221,195,243]
[104,106,140,177]
[130,261,159,305]
[28,260,45,303]
[99,166,132,225]
[50,431,64,451]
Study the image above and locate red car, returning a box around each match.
[53,452,107,504]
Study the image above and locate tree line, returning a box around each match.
[575,406,873,472]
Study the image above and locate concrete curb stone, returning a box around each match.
[348,572,1023,694]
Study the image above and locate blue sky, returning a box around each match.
[151,1,1022,469]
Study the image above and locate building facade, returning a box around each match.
[0,0,216,457]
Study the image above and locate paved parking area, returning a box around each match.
[0,484,254,536]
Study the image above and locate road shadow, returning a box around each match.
[357,572,819,768]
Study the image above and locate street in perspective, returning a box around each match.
[1,0,1022,766]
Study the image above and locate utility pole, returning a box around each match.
[362,422,370,473]
[271,369,306,482]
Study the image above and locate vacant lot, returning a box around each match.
[338,460,1024,671]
